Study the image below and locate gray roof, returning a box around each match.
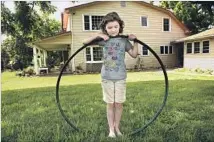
[175,28,214,43]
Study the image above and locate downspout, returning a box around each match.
[71,11,75,72]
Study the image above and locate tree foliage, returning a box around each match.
[160,1,214,34]
[1,1,61,69]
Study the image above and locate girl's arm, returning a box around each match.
[127,34,138,58]
[83,33,109,45]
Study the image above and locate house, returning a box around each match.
[33,1,190,75]
[173,28,214,70]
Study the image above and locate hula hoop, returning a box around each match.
[56,35,169,135]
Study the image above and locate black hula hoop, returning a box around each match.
[56,35,169,136]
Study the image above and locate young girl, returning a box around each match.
[83,12,138,138]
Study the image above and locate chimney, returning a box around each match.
[61,12,64,32]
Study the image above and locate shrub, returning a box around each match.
[24,66,35,76]
[195,68,204,73]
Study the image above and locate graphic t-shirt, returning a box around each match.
[97,37,132,80]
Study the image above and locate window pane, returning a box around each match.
[93,47,103,61]
[203,41,209,53]
[141,17,147,26]
[163,18,169,31]
[84,23,90,30]
[160,46,164,54]
[92,16,104,30]
[86,48,91,61]
[142,46,148,55]
[165,46,168,54]
[187,43,192,53]
[84,15,90,30]
[120,1,126,7]
[194,42,200,53]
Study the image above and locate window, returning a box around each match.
[160,45,173,54]
[84,15,104,31]
[165,46,168,54]
[86,48,91,61]
[84,15,90,30]
[120,1,126,7]
[169,46,173,54]
[163,18,170,31]
[141,16,148,27]
[203,41,209,53]
[86,47,103,62]
[160,46,164,54]
[93,47,103,61]
[142,46,148,55]
[186,43,192,54]
[194,42,200,53]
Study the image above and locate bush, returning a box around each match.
[24,66,35,76]
[204,69,214,75]
[195,68,204,73]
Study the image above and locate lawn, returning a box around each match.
[1,71,214,141]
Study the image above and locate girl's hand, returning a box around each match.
[97,33,109,41]
[128,34,137,41]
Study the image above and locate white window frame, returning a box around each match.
[160,45,173,55]
[141,45,149,56]
[140,16,148,27]
[162,17,171,32]
[82,15,104,31]
[193,41,200,54]
[85,46,103,63]
[202,40,210,53]
[186,42,193,54]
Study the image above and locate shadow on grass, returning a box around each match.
[1,79,214,141]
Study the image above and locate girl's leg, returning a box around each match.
[107,103,116,137]
[114,103,123,135]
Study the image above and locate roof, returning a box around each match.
[33,31,71,44]
[174,28,214,43]
[65,1,98,10]
[64,1,189,33]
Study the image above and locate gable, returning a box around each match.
[64,1,189,33]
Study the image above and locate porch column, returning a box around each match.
[33,45,39,75]
[43,50,47,67]
[68,44,74,72]
[38,49,42,67]
[70,44,75,72]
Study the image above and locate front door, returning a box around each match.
[177,42,184,67]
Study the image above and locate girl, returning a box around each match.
[83,12,138,138]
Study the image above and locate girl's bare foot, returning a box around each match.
[108,130,116,138]
[115,128,123,136]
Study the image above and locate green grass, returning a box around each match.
[1,71,214,141]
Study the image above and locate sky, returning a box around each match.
[1,1,73,42]
[3,1,73,21]
[50,1,74,21]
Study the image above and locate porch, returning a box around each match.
[33,31,74,75]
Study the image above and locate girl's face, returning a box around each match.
[105,21,120,36]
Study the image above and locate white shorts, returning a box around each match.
[101,79,126,103]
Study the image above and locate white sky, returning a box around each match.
[3,1,73,21]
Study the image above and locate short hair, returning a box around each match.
[99,12,124,35]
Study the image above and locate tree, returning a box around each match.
[160,1,214,34]
[1,1,57,36]
[1,1,61,68]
